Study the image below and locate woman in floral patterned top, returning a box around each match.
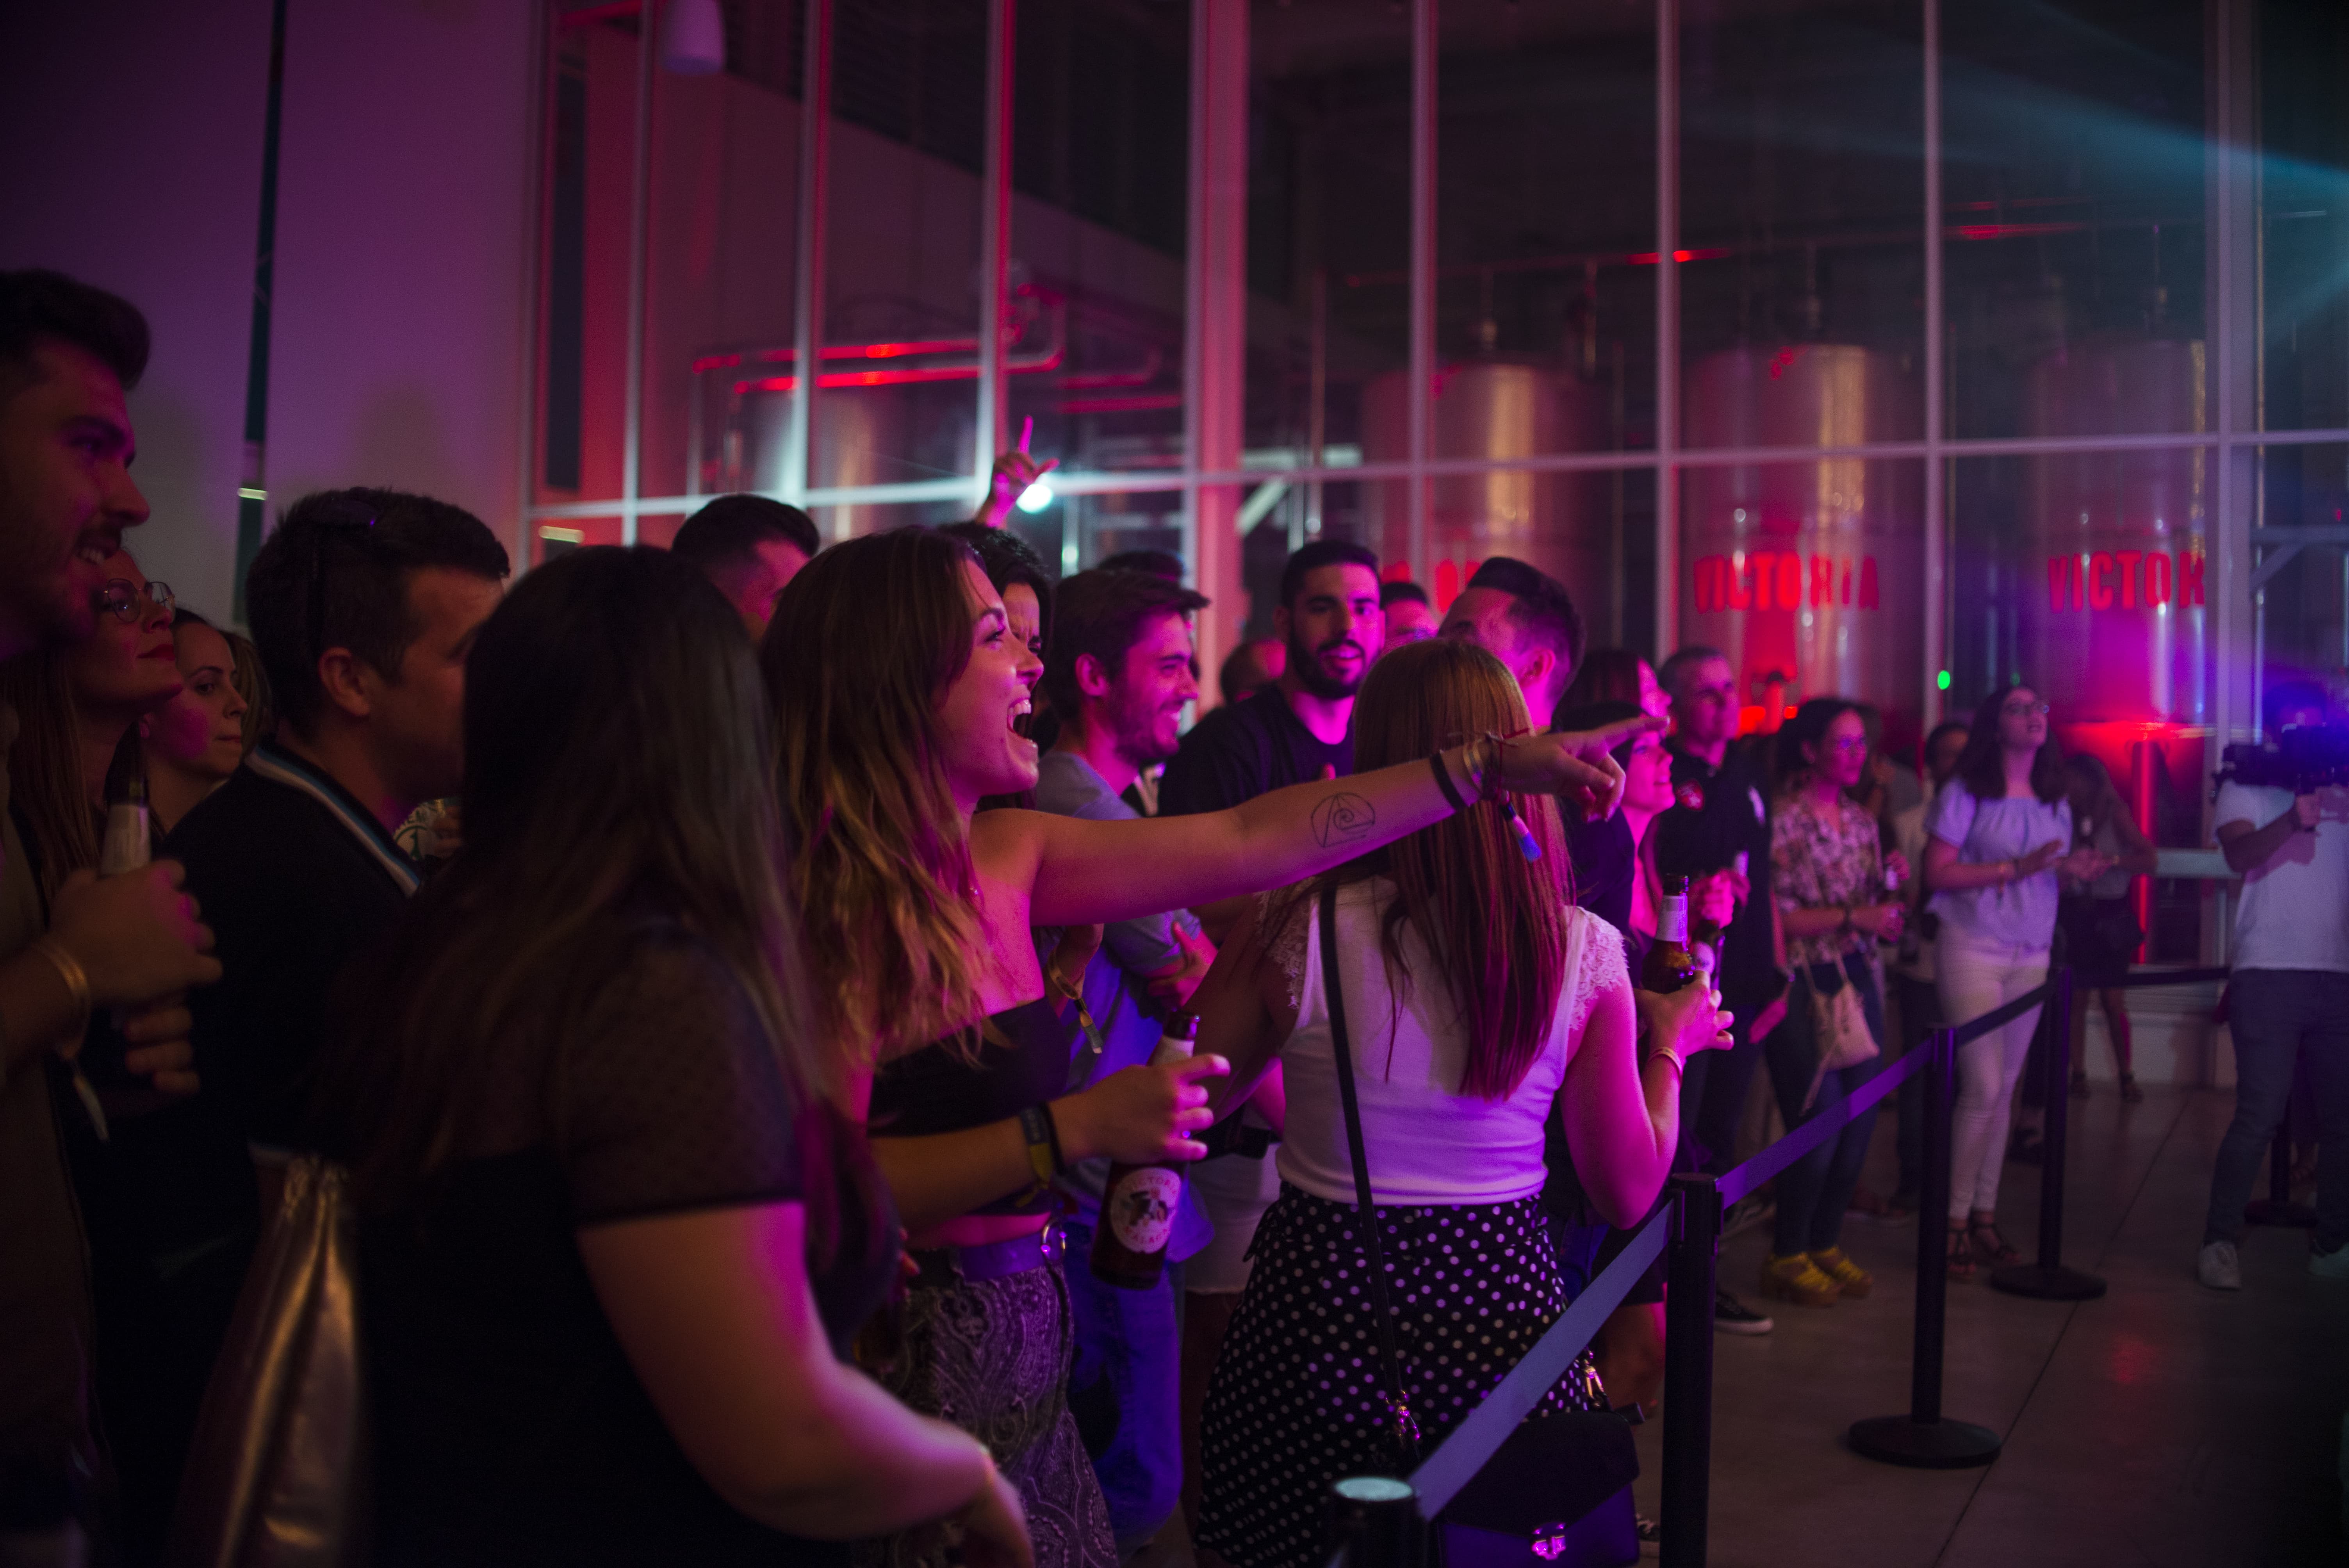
[1759,699,1911,1308]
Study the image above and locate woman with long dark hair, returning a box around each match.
[763,530,1650,1568]
[1759,698,1908,1307]
[1921,683,2108,1275]
[311,548,1029,1568]
[1180,640,1727,1568]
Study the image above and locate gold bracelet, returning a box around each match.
[1643,1044,1685,1080]
[31,938,92,1045]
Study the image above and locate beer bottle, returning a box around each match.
[1091,1012,1199,1290]
[1641,876,1704,995]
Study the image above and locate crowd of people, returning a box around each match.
[2,263,2340,1568]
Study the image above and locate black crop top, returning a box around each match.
[866,996,1078,1216]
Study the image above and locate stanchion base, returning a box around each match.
[1848,1416,2002,1470]
[1987,1263,2108,1301]
[2244,1199,2319,1229]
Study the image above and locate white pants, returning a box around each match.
[1936,931,2051,1223]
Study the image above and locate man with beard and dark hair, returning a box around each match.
[1035,567,1215,1555]
[0,269,221,1559]
[1159,538,1379,834]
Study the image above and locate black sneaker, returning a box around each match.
[1713,1286,1774,1335]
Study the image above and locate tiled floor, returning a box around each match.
[1631,1084,2349,1567]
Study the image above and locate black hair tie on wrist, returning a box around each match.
[1430,751,1471,814]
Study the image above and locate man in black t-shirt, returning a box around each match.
[1651,647,1782,1335]
[1158,537,1379,839]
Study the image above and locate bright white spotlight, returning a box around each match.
[1016,478,1055,514]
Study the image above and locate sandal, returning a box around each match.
[1969,1217,2022,1266]
[1946,1224,1977,1279]
[2069,1069,2091,1099]
[2119,1073,2145,1104]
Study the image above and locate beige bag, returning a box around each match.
[169,1156,368,1568]
[1802,969,1880,1112]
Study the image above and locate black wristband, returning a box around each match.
[1430,750,1471,814]
[1018,1105,1061,1183]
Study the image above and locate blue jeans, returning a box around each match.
[1764,955,1887,1257]
[2204,970,2349,1254]
[1061,1223,1184,1556]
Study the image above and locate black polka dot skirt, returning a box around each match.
[1197,1183,1605,1568]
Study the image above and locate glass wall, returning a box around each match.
[529,0,2349,754]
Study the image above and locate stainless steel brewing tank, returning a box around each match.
[1360,360,1605,618]
[2019,335,2208,724]
[1679,344,1923,731]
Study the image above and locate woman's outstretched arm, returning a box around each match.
[1003,720,1656,929]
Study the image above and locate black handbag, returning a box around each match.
[1316,884,1638,1568]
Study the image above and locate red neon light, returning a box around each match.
[734,346,1064,396]
[1053,394,1181,415]
[693,337,986,376]
[1950,222,2085,241]
[1625,248,1732,265]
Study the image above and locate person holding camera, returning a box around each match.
[2199,681,2349,1290]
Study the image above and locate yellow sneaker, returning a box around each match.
[1808,1246,1874,1300]
[1758,1252,1841,1307]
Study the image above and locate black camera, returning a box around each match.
[2214,723,2349,796]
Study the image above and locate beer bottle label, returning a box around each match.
[1658,893,1688,945]
[1107,1167,1182,1256]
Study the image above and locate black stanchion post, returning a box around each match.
[1325,1477,1423,1568]
[1992,968,2107,1300]
[1850,1027,2002,1468]
[2244,1123,2319,1228]
[1659,1175,1720,1568]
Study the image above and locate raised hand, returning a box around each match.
[1494,715,1662,821]
[976,419,1059,528]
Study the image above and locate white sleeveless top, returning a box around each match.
[1260,879,1629,1206]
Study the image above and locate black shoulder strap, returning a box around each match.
[1320,881,1421,1465]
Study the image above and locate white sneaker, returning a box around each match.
[2310,1244,2349,1283]
[2197,1240,2241,1291]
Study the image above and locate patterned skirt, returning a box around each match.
[1198,1185,1606,1568]
[859,1258,1117,1568]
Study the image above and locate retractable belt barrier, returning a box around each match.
[1331,963,2234,1568]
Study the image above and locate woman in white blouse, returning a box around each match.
[1185,638,1730,1568]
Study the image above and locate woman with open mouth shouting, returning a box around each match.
[763,526,1656,1568]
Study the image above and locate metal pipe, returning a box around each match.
[1922,0,1945,726]
[975,0,1016,484]
[620,1,655,545]
[1655,0,1681,653]
[1407,0,1435,588]
[785,0,833,529]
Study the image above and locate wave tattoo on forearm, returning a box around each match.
[1311,792,1377,847]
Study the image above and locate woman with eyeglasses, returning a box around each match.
[1756,699,1908,1306]
[0,552,258,1559]
[1922,684,2110,1277]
